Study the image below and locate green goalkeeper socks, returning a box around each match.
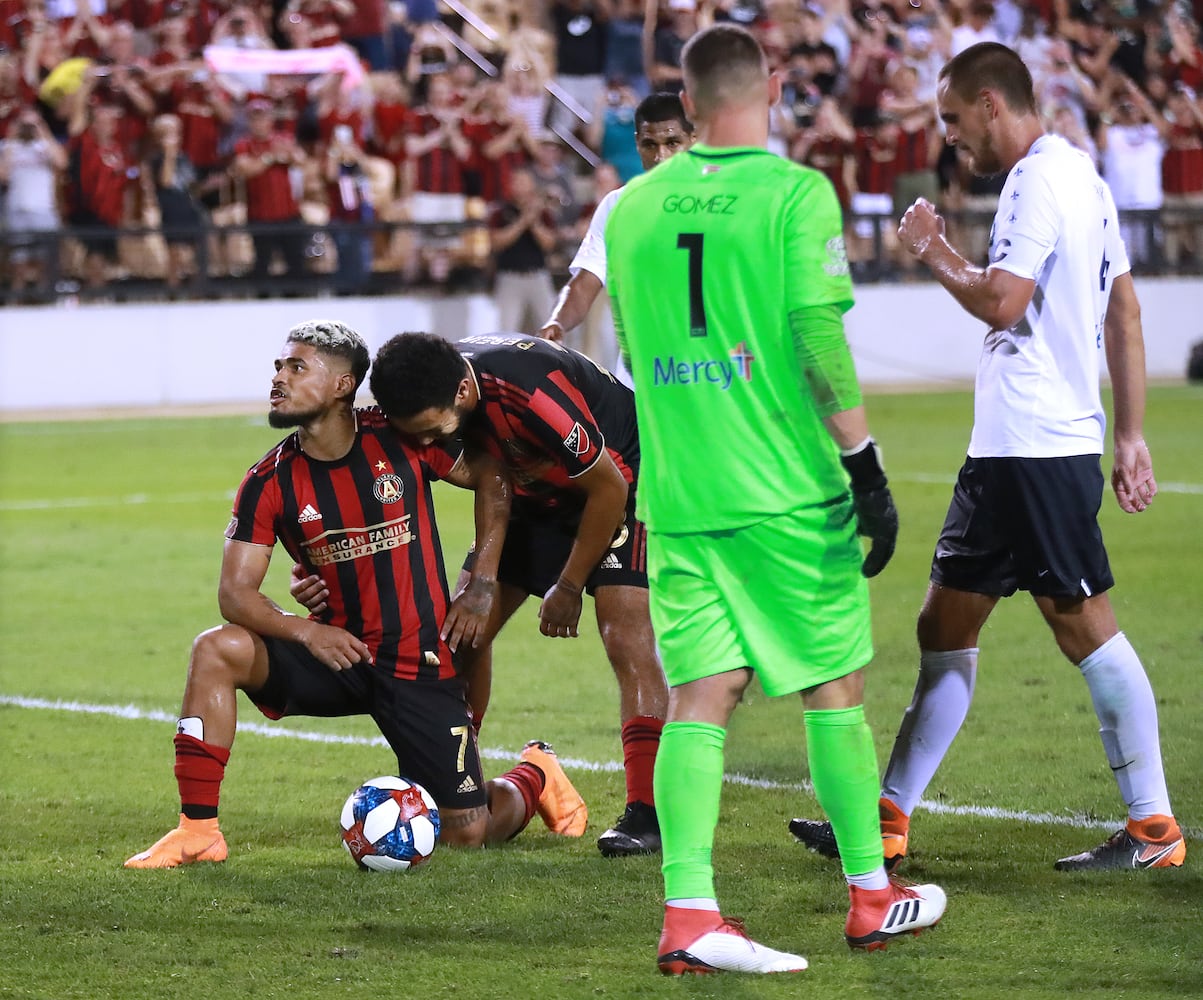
[654,720,726,902]
[804,705,885,876]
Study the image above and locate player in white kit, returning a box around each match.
[790,42,1185,872]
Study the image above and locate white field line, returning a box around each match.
[3,476,1200,513]
[7,694,1196,839]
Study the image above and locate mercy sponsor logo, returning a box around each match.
[303,515,413,566]
[652,341,756,390]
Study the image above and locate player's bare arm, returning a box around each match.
[1102,271,1157,513]
[540,269,605,341]
[538,452,630,639]
[440,450,512,650]
[219,537,371,670]
[899,198,1035,330]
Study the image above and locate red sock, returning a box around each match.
[174,733,230,820]
[621,716,663,806]
[498,761,544,828]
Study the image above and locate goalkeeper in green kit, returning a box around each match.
[605,24,948,976]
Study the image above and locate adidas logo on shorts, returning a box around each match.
[599,553,622,570]
[457,774,478,793]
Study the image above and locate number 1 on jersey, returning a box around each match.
[677,232,708,337]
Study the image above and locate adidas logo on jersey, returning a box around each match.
[599,553,623,570]
[457,774,478,793]
[298,503,322,523]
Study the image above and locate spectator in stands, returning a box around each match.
[508,4,557,76]
[528,128,578,231]
[233,96,309,282]
[313,69,367,151]
[162,63,233,208]
[69,102,135,292]
[586,77,642,181]
[465,78,534,206]
[789,5,843,101]
[1048,99,1099,165]
[604,0,648,97]
[1099,77,1166,268]
[341,0,390,72]
[406,19,458,98]
[1035,36,1099,130]
[649,0,700,95]
[0,106,66,296]
[0,50,38,139]
[279,0,352,50]
[323,121,374,294]
[1162,10,1202,95]
[1012,6,1055,84]
[844,2,901,127]
[209,4,275,97]
[949,0,1000,56]
[145,111,205,292]
[1161,82,1203,268]
[367,69,411,199]
[66,52,155,160]
[549,0,610,136]
[57,0,112,61]
[792,95,855,213]
[406,69,469,203]
[406,70,470,282]
[146,5,203,100]
[849,108,899,274]
[454,0,515,70]
[503,54,551,136]
[878,61,941,215]
[489,164,557,332]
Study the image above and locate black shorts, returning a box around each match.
[931,456,1114,600]
[249,637,487,809]
[71,211,119,259]
[465,491,649,596]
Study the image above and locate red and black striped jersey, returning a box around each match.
[454,334,639,505]
[225,407,460,682]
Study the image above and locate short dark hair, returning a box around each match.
[681,24,767,118]
[370,332,466,419]
[634,92,693,133]
[939,42,1037,115]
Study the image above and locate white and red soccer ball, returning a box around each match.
[340,775,440,871]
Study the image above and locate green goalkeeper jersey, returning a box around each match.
[606,144,857,533]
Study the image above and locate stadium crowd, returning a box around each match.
[0,0,1201,303]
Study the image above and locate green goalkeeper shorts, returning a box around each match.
[647,501,873,696]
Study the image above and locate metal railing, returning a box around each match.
[2,207,1200,306]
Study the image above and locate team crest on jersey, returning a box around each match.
[562,422,590,457]
[373,474,405,504]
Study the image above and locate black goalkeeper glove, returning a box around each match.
[840,438,898,578]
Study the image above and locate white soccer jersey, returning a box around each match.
[969,132,1131,459]
[569,186,622,283]
[569,185,632,388]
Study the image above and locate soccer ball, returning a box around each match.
[339,775,440,871]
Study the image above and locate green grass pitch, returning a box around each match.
[1,385,1200,999]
